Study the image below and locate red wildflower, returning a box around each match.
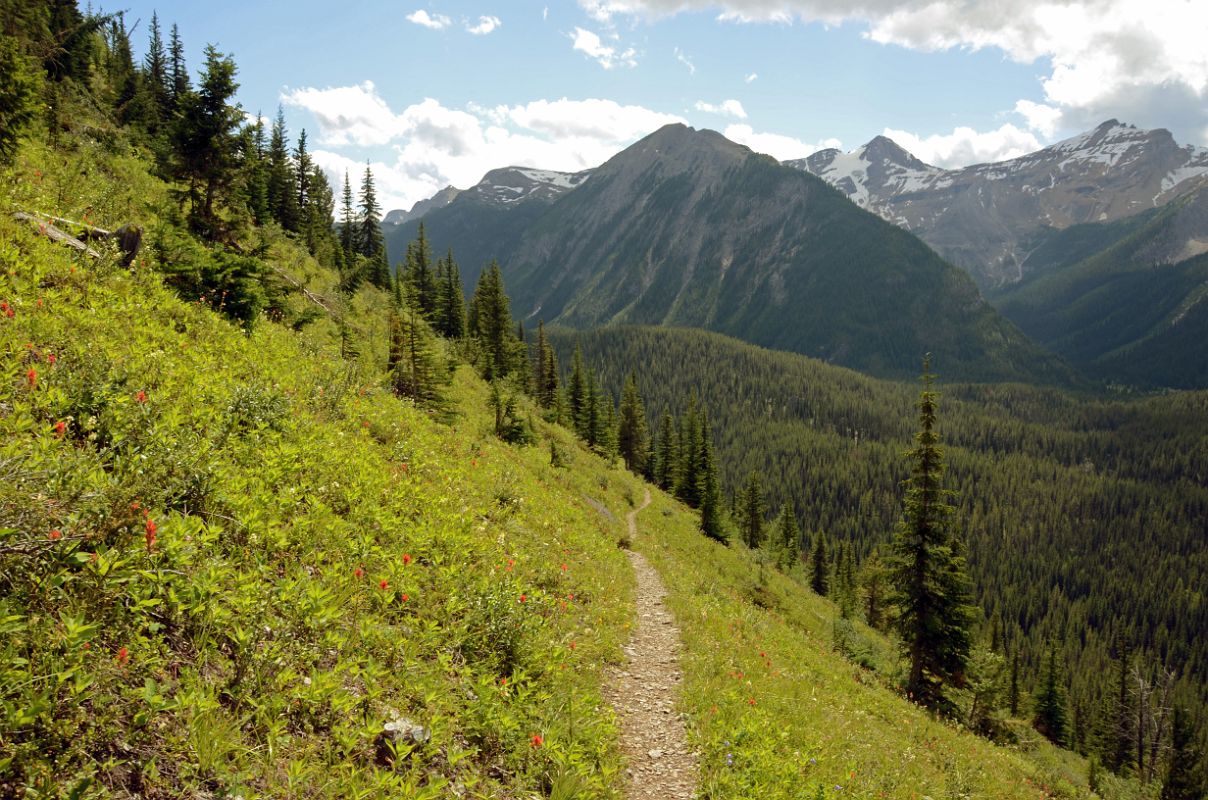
[569,641,576,650]
[135,390,147,403]
[130,501,140,511]
[4,307,13,318]
[402,553,412,566]
[46,353,56,364]
[354,566,364,579]
[401,593,409,602]
[560,563,567,571]
[519,593,527,603]
[379,579,389,590]
[144,515,157,551]
[117,646,129,666]
[530,734,543,748]
[26,368,36,389]
[54,420,67,437]
[48,529,62,541]
[748,698,756,706]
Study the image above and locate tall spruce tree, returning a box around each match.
[653,411,677,491]
[266,107,299,231]
[142,12,170,127]
[1034,645,1070,746]
[1160,706,1205,800]
[810,534,829,596]
[738,471,767,549]
[339,170,357,264]
[888,356,975,708]
[358,165,390,288]
[617,372,650,474]
[407,222,437,319]
[568,343,589,437]
[168,23,189,106]
[172,45,242,235]
[533,321,559,408]
[697,411,725,543]
[469,260,516,379]
[775,501,801,570]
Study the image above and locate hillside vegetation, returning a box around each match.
[552,325,1208,767]
[0,120,1119,800]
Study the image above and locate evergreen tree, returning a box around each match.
[861,550,888,629]
[653,411,677,491]
[168,23,189,106]
[106,14,138,124]
[617,372,650,474]
[1034,646,1069,746]
[142,12,171,126]
[810,534,829,596]
[293,128,312,220]
[469,260,516,379]
[266,107,299,231]
[303,164,335,258]
[172,45,242,236]
[675,398,702,507]
[697,411,725,543]
[888,357,975,708]
[339,170,357,264]
[0,35,38,166]
[568,343,589,437]
[737,471,767,549]
[775,501,801,570]
[1160,706,1204,800]
[437,249,467,339]
[387,308,443,408]
[533,321,559,408]
[1008,649,1021,717]
[239,113,270,225]
[406,222,436,319]
[358,165,390,288]
[1109,642,1135,774]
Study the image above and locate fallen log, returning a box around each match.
[14,211,142,265]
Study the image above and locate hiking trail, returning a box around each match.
[604,488,699,799]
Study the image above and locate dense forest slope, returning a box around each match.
[990,187,1208,388]
[554,325,1208,756]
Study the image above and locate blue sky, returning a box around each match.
[117,0,1208,212]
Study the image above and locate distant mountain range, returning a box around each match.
[387,124,1068,384]
[384,119,1208,388]
[790,120,1208,290]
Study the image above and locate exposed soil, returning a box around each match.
[604,489,699,799]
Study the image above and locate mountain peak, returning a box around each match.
[860,135,933,171]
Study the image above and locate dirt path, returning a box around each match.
[604,488,698,799]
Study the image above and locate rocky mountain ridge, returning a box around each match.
[788,120,1208,288]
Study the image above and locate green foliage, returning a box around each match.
[889,358,976,708]
[616,372,649,475]
[0,35,39,166]
[489,380,535,445]
[737,470,766,549]
[151,223,269,327]
[1034,647,1070,747]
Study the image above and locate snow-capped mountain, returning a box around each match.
[787,120,1208,288]
[459,166,592,206]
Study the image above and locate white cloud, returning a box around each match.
[570,26,638,69]
[724,123,841,160]
[406,9,452,30]
[577,0,1208,145]
[1014,99,1062,138]
[282,81,404,146]
[745,72,758,83]
[695,99,748,119]
[467,15,501,35]
[285,84,685,210]
[675,46,695,74]
[881,123,1042,168]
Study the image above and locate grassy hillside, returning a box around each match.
[0,126,1152,800]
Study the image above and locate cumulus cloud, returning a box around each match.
[467,15,501,35]
[1015,99,1062,138]
[881,123,1042,168]
[285,83,684,210]
[695,99,747,119]
[577,0,1208,145]
[724,123,841,160]
[406,9,452,30]
[570,26,638,69]
[745,72,758,83]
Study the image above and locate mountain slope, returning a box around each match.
[383,166,591,279]
[498,124,1069,384]
[791,120,1208,289]
[992,186,1208,387]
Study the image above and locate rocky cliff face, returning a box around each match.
[789,120,1208,288]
